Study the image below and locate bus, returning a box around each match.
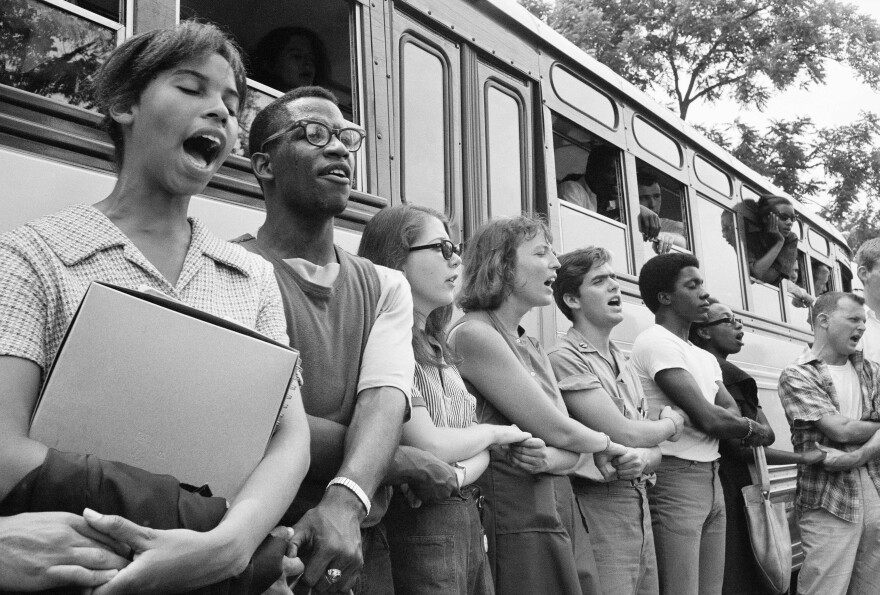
[0,0,856,579]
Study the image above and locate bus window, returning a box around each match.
[485,82,524,218]
[636,160,689,260]
[695,198,743,309]
[840,262,854,293]
[694,155,732,197]
[553,113,624,222]
[784,252,813,329]
[0,0,121,110]
[807,227,830,256]
[180,0,356,156]
[400,37,448,213]
[812,259,832,295]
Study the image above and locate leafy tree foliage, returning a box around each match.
[522,0,880,120]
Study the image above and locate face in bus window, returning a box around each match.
[114,52,239,198]
[274,35,317,89]
[268,97,354,216]
[813,263,831,295]
[766,203,797,237]
[638,182,663,215]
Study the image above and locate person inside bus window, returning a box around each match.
[358,203,531,595]
[813,261,832,296]
[689,298,825,595]
[558,145,663,242]
[448,215,633,595]
[788,258,816,309]
[637,170,687,251]
[252,26,330,91]
[745,195,799,285]
[0,21,311,593]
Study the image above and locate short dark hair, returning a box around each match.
[251,27,331,89]
[584,145,617,180]
[94,20,247,168]
[636,169,659,188]
[248,85,339,158]
[358,204,460,367]
[638,252,701,313]
[856,238,880,273]
[811,291,865,325]
[553,247,612,321]
[457,215,552,312]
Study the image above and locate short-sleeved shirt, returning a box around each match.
[549,327,654,482]
[778,349,880,522]
[630,324,722,462]
[411,355,477,430]
[558,178,598,212]
[0,205,292,379]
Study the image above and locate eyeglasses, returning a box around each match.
[696,315,743,328]
[775,213,798,223]
[259,119,365,153]
[408,239,462,261]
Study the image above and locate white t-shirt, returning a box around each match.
[630,324,723,462]
[860,306,880,365]
[827,360,862,421]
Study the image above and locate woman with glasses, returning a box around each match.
[358,204,530,595]
[746,195,800,285]
[690,299,824,595]
[447,215,631,595]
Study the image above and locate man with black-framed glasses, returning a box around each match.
[234,86,458,594]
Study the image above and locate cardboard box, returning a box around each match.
[29,282,299,499]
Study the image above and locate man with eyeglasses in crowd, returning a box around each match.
[629,253,772,595]
[779,291,880,594]
[237,86,459,594]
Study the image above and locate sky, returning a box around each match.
[682,0,880,211]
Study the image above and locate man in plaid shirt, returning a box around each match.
[778,291,880,594]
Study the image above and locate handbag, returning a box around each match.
[742,446,792,594]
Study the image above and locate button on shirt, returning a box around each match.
[778,349,880,522]
[0,205,294,387]
[549,327,653,482]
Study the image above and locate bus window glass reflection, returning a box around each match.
[180,0,356,156]
[696,199,744,309]
[485,84,524,218]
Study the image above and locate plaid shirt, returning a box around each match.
[778,349,880,522]
[0,204,294,384]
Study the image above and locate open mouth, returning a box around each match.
[608,296,622,307]
[544,276,556,288]
[320,163,351,181]
[735,331,744,342]
[183,132,223,168]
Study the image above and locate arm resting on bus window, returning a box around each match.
[816,427,880,471]
[749,234,785,282]
[561,386,683,447]
[654,368,771,445]
[814,414,880,445]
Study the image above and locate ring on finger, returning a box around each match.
[325,568,342,585]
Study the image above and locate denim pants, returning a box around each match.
[573,477,659,595]
[798,467,880,595]
[648,457,726,595]
[385,486,493,595]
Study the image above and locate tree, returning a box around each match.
[522,0,880,120]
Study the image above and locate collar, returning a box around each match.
[29,204,253,277]
[564,327,622,359]
[795,346,864,368]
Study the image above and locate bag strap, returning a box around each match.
[752,446,771,493]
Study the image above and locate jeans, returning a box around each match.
[798,467,880,595]
[573,477,659,595]
[385,486,493,595]
[648,457,726,595]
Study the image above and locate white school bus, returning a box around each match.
[1,0,856,580]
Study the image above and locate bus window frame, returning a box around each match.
[688,192,747,309]
[481,74,529,219]
[41,0,127,32]
[549,63,619,132]
[630,113,684,170]
[396,29,456,215]
[691,151,734,202]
